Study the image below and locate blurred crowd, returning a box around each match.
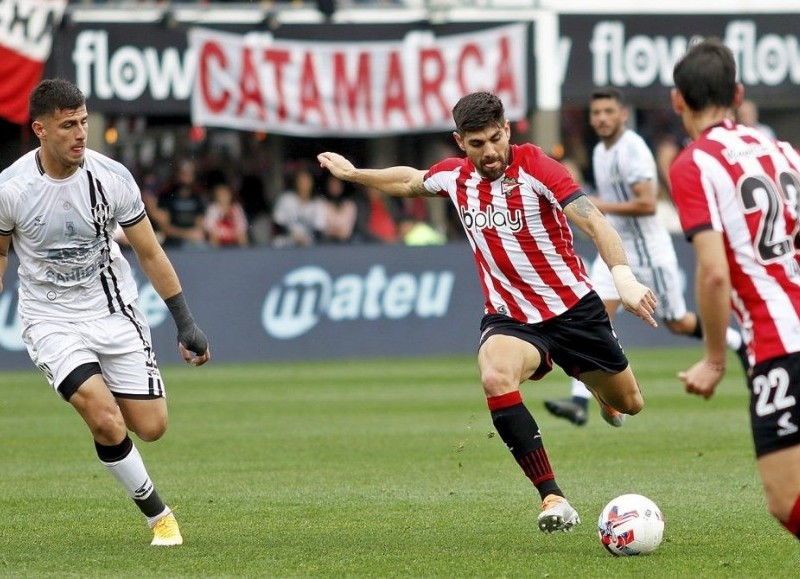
[115,96,780,251]
[117,154,452,251]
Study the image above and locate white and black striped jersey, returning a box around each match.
[0,148,146,322]
[593,130,678,267]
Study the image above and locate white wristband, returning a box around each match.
[610,264,636,287]
[611,264,646,307]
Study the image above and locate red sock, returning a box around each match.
[487,391,522,411]
[781,493,800,540]
[519,447,555,486]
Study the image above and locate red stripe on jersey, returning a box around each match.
[474,173,530,320]
[425,144,591,323]
[514,150,588,308]
[450,167,497,316]
[532,186,584,305]
[475,174,539,314]
[724,134,800,358]
[504,170,575,309]
[670,120,800,363]
[450,163,527,319]
[451,168,496,313]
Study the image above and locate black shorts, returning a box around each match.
[749,352,800,457]
[479,291,629,380]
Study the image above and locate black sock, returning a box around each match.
[94,435,133,462]
[135,489,167,519]
[691,317,704,340]
[489,393,563,501]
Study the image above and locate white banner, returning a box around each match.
[189,24,528,137]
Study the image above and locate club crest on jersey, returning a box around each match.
[91,202,111,226]
[501,177,519,197]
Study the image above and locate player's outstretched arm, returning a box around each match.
[564,195,658,327]
[317,152,429,198]
[123,217,210,366]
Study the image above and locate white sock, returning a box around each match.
[571,378,592,400]
[147,507,172,528]
[100,442,155,501]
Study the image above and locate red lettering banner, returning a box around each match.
[0,0,67,124]
[189,24,528,136]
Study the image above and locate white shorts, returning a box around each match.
[589,255,688,322]
[21,303,165,399]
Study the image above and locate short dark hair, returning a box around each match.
[590,87,625,106]
[29,79,85,121]
[451,92,505,135]
[672,38,736,111]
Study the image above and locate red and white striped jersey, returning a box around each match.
[423,143,592,324]
[670,118,800,364]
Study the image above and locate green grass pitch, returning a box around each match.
[1,347,798,577]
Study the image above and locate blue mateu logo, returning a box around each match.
[261,265,455,339]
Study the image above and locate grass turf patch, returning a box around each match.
[1,347,798,577]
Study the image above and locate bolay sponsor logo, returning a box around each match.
[261,265,455,340]
[72,30,195,102]
[459,204,523,233]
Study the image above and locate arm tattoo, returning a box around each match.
[568,195,596,219]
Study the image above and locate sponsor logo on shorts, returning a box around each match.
[777,412,799,437]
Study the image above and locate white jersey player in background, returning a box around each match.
[0,79,210,546]
[544,87,746,427]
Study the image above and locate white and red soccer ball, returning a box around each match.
[597,494,665,556]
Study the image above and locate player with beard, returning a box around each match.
[318,91,658,534]
[544,87,748,427]
[0,79,210,546]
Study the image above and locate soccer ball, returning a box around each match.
[597,494,664,556]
